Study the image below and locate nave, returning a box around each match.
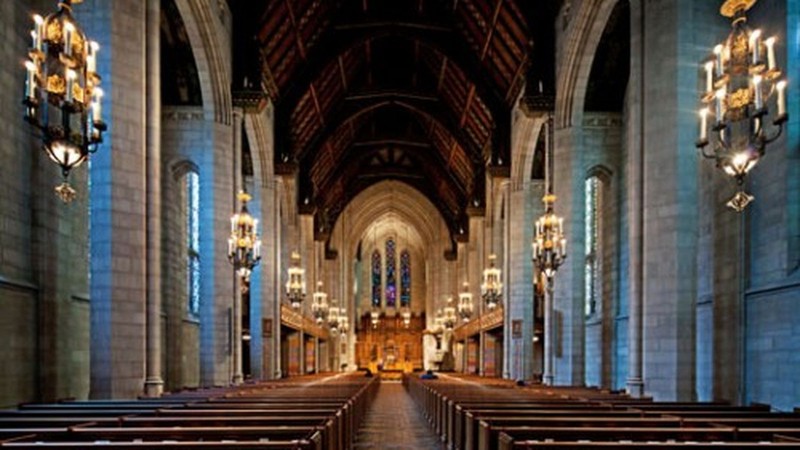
[3,373,800,449]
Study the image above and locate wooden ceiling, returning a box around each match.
[231,0,547,238]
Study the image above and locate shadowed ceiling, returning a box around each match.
[230,0,556,240]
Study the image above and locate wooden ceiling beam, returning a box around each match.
[297,92,483,168]
[273,17,509,164]
[479,0,504,61]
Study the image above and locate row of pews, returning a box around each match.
[405,373,800,450]
[0,373,378,449]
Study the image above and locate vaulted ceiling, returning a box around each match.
[230,0,556,239]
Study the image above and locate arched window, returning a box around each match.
[385,239,397,307]
[400,249,411,307]
[371,250,381,307]
[584,175,601,316]
[186,171,200,317]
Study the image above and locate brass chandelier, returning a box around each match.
[24,0,106,202]
[285,252,306,309]
[696,0,788,211]
[227,192,262,282]
[311,281,329,324]
[327,302,340,332]
[443,297,457,330]
[457,282,473,323]
[481,255,503,310]
[533,118,567,280]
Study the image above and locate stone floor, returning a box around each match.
[354,381,444,450]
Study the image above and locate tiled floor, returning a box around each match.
[354,381,444,450]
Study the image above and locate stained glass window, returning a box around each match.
[385,239,397,307]
[187,172,200,317]
[584,175,600,316]
[400,249,411,307]
[371,250,381,307]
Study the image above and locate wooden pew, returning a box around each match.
[0,373,378,450]
[459,409,644,450]
[497,439,800,450]
[492,426,738,450]
[474,417,683,450]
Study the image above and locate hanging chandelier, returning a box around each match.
[433,309,445,334]
[227,192,262,282]
[339,310,350,335]
[327,302,340,332]
[533,194,567,279]
[311,282,329,324]
[533,117,567,280]
[458,282,473,323]
[370,308,380,328]
[696,0,788,211]
[481,255,503,310]
[400,307,411,328]
[23,0,106,203]
[285,252,306,309]
[443,298,457,330]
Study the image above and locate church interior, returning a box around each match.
[1,0,799,447]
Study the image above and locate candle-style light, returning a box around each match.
[443,297,457,330]
[227,191,262,285]
[285,252,306,309]
[370,308,380,329]
[400,307,412,328]
[23,0,106,202]
[696,0,789,211]
[457,282,473,323]
[311,281,329,325]
[481,255,503,310]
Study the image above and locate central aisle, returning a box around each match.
[354,381,443,450]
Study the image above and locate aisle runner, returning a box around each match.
[354,381,444,450]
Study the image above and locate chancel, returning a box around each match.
[1,0,799,448]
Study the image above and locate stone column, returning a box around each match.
[300,214,315,373]
[468,215,485,375]
[143,0,164,398]
[639,0,719,400]
[543,281,555,385]
[231,109,244,385]
[512,179,543,381]
[84,0,148,399]
[240,103,276,380]
[625,0,645,398]
[552,125,585,386]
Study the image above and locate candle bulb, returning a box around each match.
[65,69,76,103]
[560,238,567,256]
[699,108,709,142]
[25,61,37,99]
[777,80,787,117]
[715,88,726,124]
[714,44,724,77]
[750,29,761,65]
[33,15,44,52]
[753,75,763,110]
[765,37,776,71]
[92,88,103,123]
[63,22,74,57]
[705,61,714,94]
[87,41,99,74]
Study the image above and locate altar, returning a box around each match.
[356,312,425,373]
